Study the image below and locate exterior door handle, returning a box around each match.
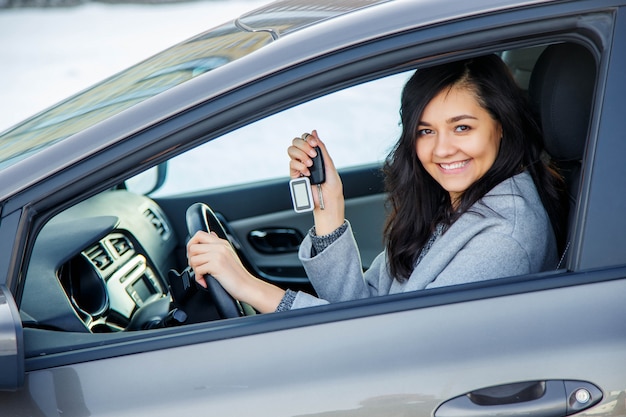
[248,228,303,254]
[435,380,602,417]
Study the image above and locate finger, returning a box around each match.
[290,135,315,157]
[310,130,329,162]
[310,130,338,174]
[194,271,208,288]
[187,230,211,245]
[186,232,211,257]
[289,161,309,178]
[188,244,216,283]
[188,251,207,287]
[288,141,313,163]
[288,142,314,178]
[293,132,321,157]
[301,131,319,150]
[187,242,211,260]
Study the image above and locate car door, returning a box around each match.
[1,1,626,416]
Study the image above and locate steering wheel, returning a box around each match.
[186,202,243,319]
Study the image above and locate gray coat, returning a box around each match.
[291,171,558,309]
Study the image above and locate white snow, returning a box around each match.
[0,0,268,132]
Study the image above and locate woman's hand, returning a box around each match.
[288,130,345,235]
[187,231,285,313]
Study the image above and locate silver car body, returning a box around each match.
[0,0,625,415]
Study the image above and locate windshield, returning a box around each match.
[0,22,271,170]
[0,0,393,172]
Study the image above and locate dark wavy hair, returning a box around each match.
[383,54,566,281]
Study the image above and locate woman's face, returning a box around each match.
[415,85,502,205]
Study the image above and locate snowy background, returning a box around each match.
[0,0,269,132]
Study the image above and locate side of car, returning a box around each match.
[0,0,626,415]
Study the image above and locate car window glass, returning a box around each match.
[150,71,412,197]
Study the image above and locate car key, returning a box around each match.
[289,144,326,213]
[309,146,326,210]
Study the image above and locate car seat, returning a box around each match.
[528,42,597,267]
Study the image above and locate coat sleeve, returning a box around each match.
[290,221,392,309]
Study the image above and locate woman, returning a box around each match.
[187,54,566,314]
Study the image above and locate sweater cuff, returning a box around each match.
[275,289,298,312]
[310,221,348,256]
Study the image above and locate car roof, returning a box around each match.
[0,0,559,201]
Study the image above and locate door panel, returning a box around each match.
[229,192,386,285]
[8,275,626,416]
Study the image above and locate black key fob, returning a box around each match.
[309,147,325,185]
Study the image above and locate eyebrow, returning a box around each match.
[419,114,479,126]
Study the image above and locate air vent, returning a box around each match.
[143,207,170,240]
[84,243,113,270]
[109,235,132,256]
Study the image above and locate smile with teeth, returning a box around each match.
[438,160,470,170]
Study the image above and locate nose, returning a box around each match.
[432,131,457,158]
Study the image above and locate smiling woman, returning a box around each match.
[185,53,567,313]
[383,54,567,282]
[416,87,502,205]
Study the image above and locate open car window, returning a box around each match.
[149,72,410,197]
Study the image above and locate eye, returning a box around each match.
[454,125,470,132]
[417,128,434,137]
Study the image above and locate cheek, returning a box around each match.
[468,133,499,160]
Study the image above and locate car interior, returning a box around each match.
[17,40,597,349]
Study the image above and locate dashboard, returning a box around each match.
[20,190,179,333]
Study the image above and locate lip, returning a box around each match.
[437,159,471,173]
